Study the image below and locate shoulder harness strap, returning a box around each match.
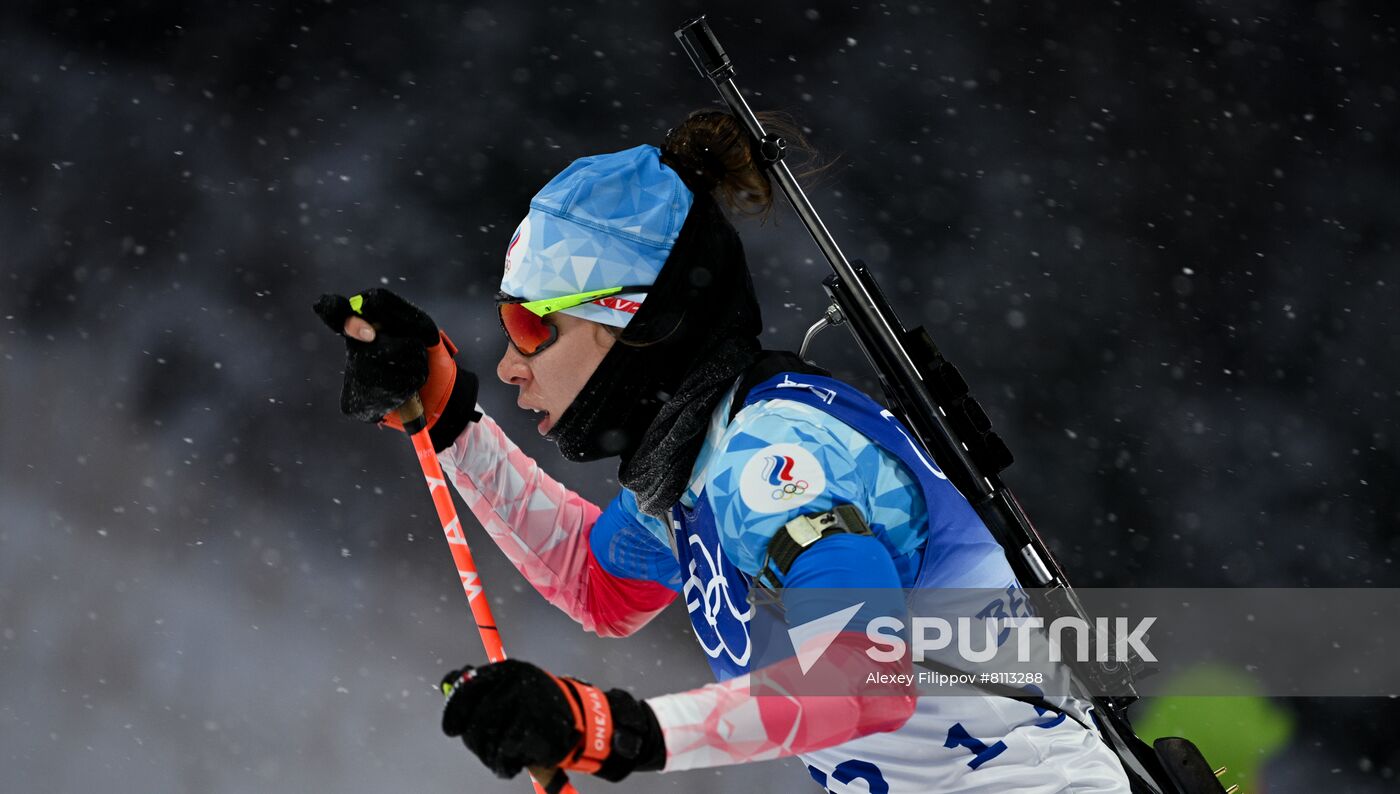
[728,349,830,423]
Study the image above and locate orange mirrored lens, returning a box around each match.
[498,302,556,355]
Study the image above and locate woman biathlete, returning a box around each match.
[316,111,1130,792]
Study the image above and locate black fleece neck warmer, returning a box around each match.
[545,193,762,517]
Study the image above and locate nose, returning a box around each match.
[496,341,531,386]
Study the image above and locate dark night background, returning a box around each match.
[1,1,1396,791]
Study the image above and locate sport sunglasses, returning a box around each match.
[496,285,650,356]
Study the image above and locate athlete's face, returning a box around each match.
[496,311,617,435]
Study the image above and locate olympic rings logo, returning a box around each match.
[771,479,810,500]
[742,445,826,513]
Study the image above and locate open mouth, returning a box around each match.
[522,404,552,435]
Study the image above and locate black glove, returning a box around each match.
[313,288,480,451]
[440,659,666,783]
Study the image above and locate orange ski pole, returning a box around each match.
[397,395,578,794]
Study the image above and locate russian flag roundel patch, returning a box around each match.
[503,216,530,276]
[738,443,827,514]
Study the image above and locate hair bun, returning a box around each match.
[660,110,773,217]
[661,111,738,193]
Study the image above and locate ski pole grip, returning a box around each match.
[676,15,734,81]
[396,393,428,435]
[528,766,570,794]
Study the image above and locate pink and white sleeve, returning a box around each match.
[436,411,675,638]
[644,632,918,770]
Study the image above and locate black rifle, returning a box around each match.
[674,16,1232,794]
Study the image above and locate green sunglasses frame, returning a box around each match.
[495,285,651,356]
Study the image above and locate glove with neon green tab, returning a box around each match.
[313,288,481,451]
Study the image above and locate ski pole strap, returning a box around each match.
[758,503,872,590]
[547,674,614,775]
